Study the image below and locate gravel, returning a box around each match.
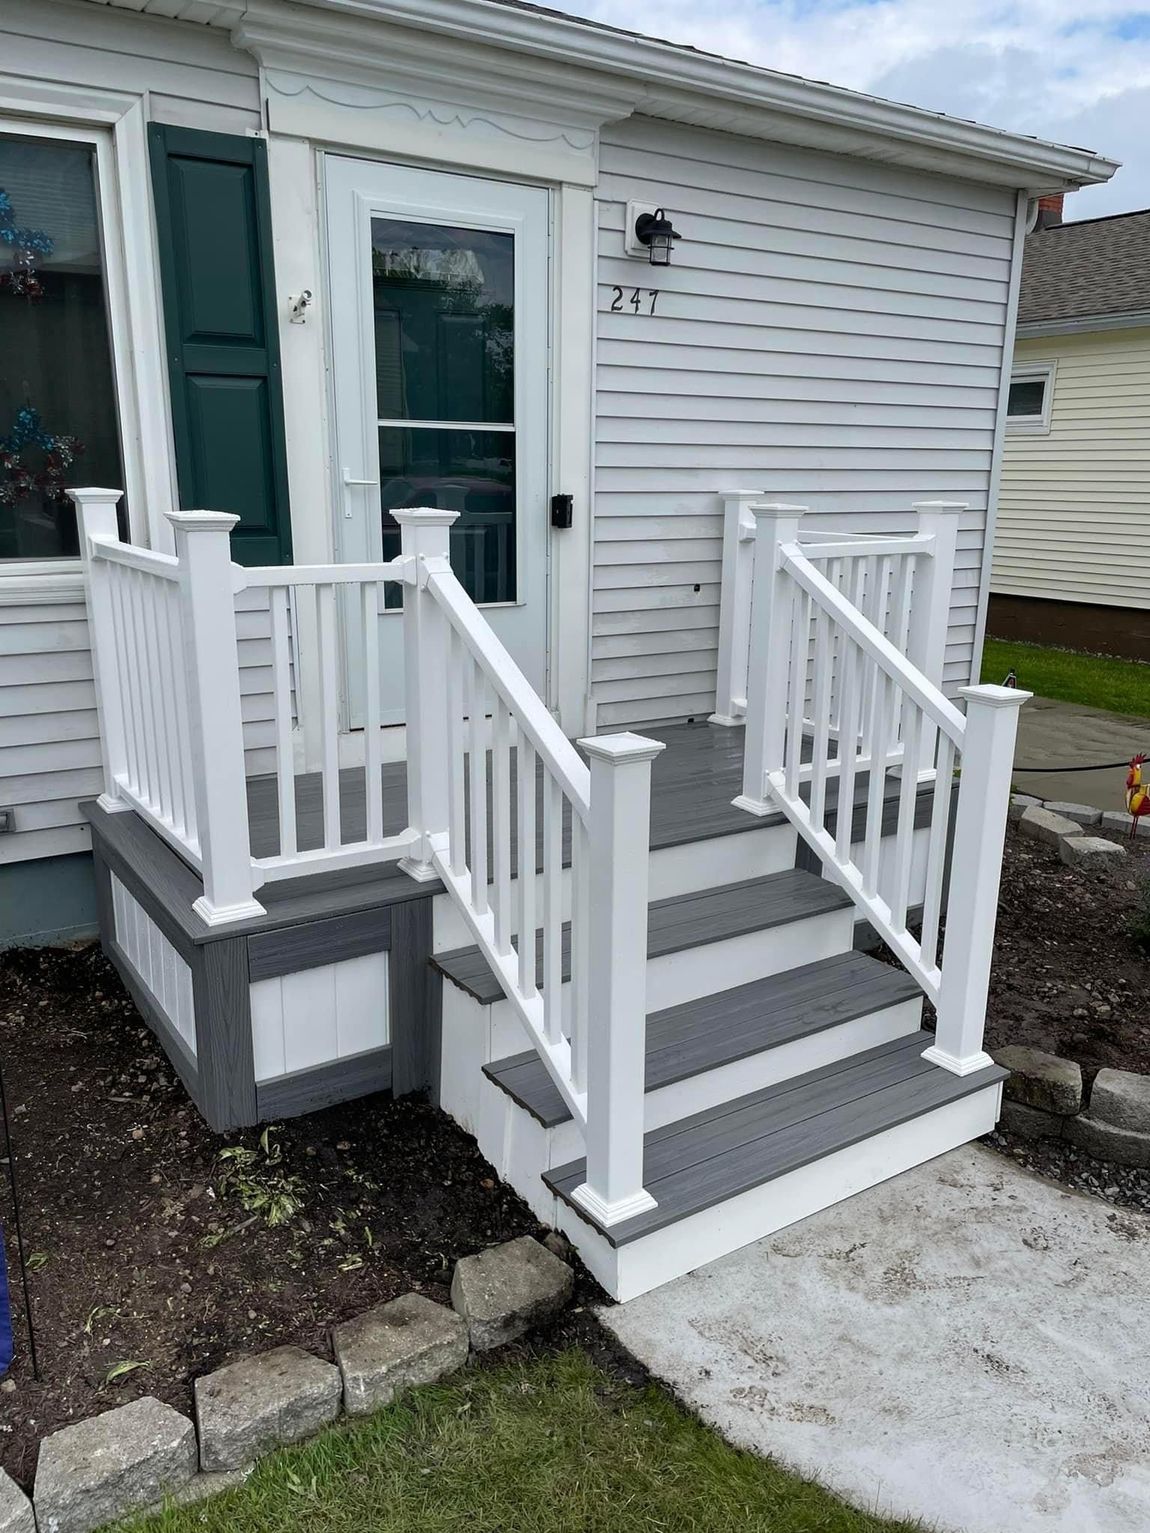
[983,1128,1150,1216]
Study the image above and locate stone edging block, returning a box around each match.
[0,1469,34,1533]
[194,1345,342,1472]
[34,1396,196,1533]
[333,1293,468,1415]
[451,1235,574,1351]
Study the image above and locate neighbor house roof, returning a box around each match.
[83,0,1119,193]
[1017,209,1150,334]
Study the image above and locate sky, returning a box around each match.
[556,0,1150,219]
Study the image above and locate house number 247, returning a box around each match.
[609,286,659,315]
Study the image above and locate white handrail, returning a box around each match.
[736,502,1028,1077]
[397,508,662,1224]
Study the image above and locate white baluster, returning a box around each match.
[167,511,265,925]
[394,507,459,881]
[492,698,512,957]
[516,736,537,1000]
[736,503,806,813]
[923,684,1030,1076]
[541,773,563,1044]
[71,488,131,813]
[270,585,298,858]
[572,732,665,1227]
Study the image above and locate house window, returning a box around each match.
[1006,363,1054,434]
[0,133,125,560]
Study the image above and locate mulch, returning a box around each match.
[983,823,1150,1080]
[0,942,567,1489]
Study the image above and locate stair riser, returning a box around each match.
[557,1083,1004,1302]
[545,995,923,1163]
[480,904,856,1059]
[430,824,796,953]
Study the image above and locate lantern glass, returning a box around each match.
[647,231,673,266]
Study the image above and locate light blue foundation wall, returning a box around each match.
[0,853,98,950]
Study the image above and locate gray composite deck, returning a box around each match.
[243,720,916,866]
[543,1034,1007,1246]
[483,950,922,1128]
[432,869,852,1005]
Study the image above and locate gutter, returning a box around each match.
[1016,311,1150,338]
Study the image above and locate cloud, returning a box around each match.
[559,0,1150,216]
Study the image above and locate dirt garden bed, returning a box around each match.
[0,941,569,1489]
[983,823,1150,1079]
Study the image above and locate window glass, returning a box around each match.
[371,216,517,606]
[0,136,124,559]
[1007,377,1047,418]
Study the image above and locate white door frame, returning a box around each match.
[266,131,595,757]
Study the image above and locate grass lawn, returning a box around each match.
[982,637,1150,718]
[118,1349,923,1533]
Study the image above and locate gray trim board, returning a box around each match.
[390,898,436,1097]
[193,936,257,1131]
[247,905,394,982]
[256,1046,393,1120]
[484,950,921,1128]
[544,1034,1007,1246]
[433,870,852,1006]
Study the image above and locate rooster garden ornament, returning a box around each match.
[1126,755,1149,838]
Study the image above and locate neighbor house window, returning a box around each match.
[1006,363,1054,434]
[0,132,124,560]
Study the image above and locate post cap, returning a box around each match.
[959,683,1033,708]
[65,486,123,504]
[391,507,460,527]
[911,500,968,513]
[577,731,667,764]
[749,501,808,516]
[166,510,241,532]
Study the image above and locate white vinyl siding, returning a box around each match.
[592,116,1016,727]
[0,0,261,863]
[995,328,1150,609]
[249,952,390,1083]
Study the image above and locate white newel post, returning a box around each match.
[923,683,1030,1076]
[907,501,963,689]
[734,503,807,813]
[710,490,766,727]
[572,731,666,1226]
[71,488,132,814]
[394,507,459,881]
[167,511,265,926]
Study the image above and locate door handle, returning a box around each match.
[341,466,378,518]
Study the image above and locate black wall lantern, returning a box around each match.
[634,207,681,266]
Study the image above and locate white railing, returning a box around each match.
[77,491,663,1224]
[399,509,664,1226]
[736,501,1028,1077]
[711,494,962,725]
[237,560,418,881]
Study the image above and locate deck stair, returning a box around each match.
[433,794,1006,1302]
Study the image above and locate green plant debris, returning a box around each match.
[106,1360,150,1386]
[214,1128,306,1230]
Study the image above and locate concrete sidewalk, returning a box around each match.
[601,1146,1150,1533]
[1012,697,1150,812]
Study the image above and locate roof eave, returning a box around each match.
[1017,310,1150,338]
[93,0,1121,188]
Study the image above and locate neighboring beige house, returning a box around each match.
[992,199,1150,658]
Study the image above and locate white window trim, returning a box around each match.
[0,79,178,602]
[1005,360,1056,436]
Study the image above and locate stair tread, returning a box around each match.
[432,869,852,1006]
[543,1033,1007,1247]
[484,950,922,1127]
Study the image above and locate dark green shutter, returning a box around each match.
[148,125,292,565]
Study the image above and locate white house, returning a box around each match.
[993,199,1150,659]
[0,0,1117,1298]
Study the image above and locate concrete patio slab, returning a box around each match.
[601,1145,1150,1533]
[1012,697,1150,812]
